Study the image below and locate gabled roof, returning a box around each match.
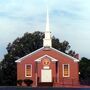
[51,47,79,62]
[15,47,44,63]
[15,47,79,63]
[35,54,58,62]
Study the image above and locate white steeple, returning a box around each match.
[43,8,52,47]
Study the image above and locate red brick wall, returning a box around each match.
[17,48,79,86]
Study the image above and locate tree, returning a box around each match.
[1,31,71,86]
[79,57,90,85]
[59,40,70,53]
[0,62,3,86]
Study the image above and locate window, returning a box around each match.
[25,64,32,77]
[63,64,70,77]
[42,58,50,66]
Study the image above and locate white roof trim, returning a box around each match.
[51,47,79,62]
[15,47,44,63]
[15,47,79,63]
[35,54,58,62]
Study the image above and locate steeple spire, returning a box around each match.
[43,7,52,47]
[46,8,49,32]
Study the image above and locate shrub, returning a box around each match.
[24,79,33,86]
[17,79,23,86]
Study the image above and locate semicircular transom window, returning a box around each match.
[42,57,51,66]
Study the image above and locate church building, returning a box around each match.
[15,9,79,87]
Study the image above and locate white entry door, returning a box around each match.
[41,69,52,82]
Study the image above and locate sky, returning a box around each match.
[0,0,90,60]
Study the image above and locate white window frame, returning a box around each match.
[63,64,70,77]
[25,64,32,77]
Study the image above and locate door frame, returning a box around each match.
[41,69,52,82]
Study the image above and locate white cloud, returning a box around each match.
[0,0,90,60]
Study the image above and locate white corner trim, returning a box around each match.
[35,54,58,62]
[15,47,44,63]
[51,47,79,62]
[63,64,70,77]
[25,64,32,77]
[74,59,80,62]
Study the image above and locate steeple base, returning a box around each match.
[43,39,52,48]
